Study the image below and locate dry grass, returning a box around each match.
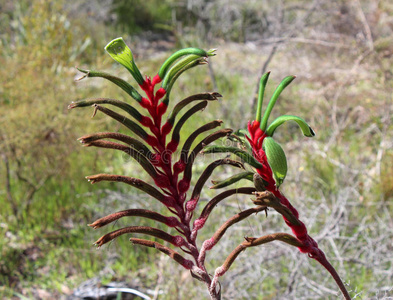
[2,0,393,299]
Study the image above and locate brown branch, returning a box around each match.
[198,187,257,223]
[82,140,159,179]
[78,132,153,158]
[180,120,223,160]
[94,226,185,248]
[191,187,256,241]
[210,232,302,291]
[183,128,233,181]
[192,158,244,199]
[89,209,179,229]
[316,254,352,300]
[85,174,169,205]
[209,206,267,248]
[131,238,194,270]
[252,191,302,226]
[166,92,222,125]
[2,153,20,218]
[253,193,351,299]
[253,173,266,192]
[198,206,267,265]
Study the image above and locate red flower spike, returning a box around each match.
[140,97,151,109]
[247,120,266,147]
[193,218,206,232]
[140,77,154,100]
[155,87,166,102]
[173,235,187,247]
[145,135,159,148]
[288,222,308,240]
[248,119,260,133]
[150,153,161,166]
[156,101,168,118]
[139,115,154,128]
[149,126,161,137]
[179,193,186,205]
[164,196,176,207]
[161,121,173,137]
[154,175,171,189]
[165,216,180,227]
[178,179,190,194]
[173,160,186,174]
[201,237,216,251]
[166,140,178,153]
[186,198,198,212]
[152,74,162,86]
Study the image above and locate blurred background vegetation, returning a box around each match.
[1,0,392,299]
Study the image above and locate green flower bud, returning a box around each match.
[262,137,287,187]
[105,37,144,85]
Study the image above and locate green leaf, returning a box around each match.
[180,120,223,160]
[68,98,142,122]
[162,54,203,90]
[166,92,221,126]
[210,171,254,189]
[162,58,208,105]
[183,129,233,181]
[202,145,263,169]
[266,115,315,137]
[191,158,244,201]
[93,105,148,140]
[170,101,208,145]
[76,68,142,103]
[230,129,252,151]
[104,37,144,85]
[158,47,209,79]
[262,137,287,187]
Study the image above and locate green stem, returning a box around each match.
[255,72,270,123]
[260,75,295,131]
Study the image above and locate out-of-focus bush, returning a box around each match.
[110,0,173,34]
[0,0,110,226]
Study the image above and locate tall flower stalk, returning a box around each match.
[70,38,351,299]
[203,72,351,299]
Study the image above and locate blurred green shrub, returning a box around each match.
[0,0,109,226]
[110,0,173,34]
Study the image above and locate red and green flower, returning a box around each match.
[69,38,350,299]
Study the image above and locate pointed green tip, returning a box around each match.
[207,49,217,56]
[76,67,88,73]
[75,67,89,81]
[308,126,316,137]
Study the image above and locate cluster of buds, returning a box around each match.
[69,38,350,299]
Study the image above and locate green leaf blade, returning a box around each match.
[202,145,263,169]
